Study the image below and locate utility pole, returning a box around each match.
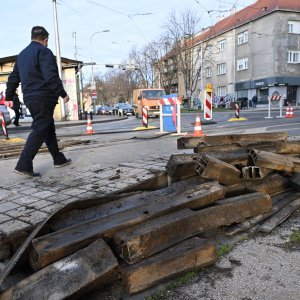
[52,0,65,120]
[73,32,84,116]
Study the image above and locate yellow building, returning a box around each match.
[0,55,83,121]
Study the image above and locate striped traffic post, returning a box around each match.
[266,95,283,119]
[142,106,148,128]
[0,111,9,140]
[204,83,213,120]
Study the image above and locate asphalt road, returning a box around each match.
[1,109,299,188]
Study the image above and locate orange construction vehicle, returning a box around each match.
[132,88,166,118]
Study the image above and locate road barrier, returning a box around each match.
[266,95,283,119]
[159,94,182,134]
[0,111,9,140]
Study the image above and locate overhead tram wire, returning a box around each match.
[85,0,152,43]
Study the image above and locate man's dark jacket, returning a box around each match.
[5,41,67,104]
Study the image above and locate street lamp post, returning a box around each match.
[89,30,110,89]
[89,30,109,108]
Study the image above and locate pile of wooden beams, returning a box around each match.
[0,132,299,299]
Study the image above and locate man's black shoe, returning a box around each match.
[14,169,41,178]
[54,158,72,168]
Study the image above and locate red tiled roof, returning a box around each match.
[192,0,300,45]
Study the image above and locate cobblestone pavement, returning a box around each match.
[0,156,168,261]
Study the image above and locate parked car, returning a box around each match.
[97,105,112,115]
[112,103,134,116]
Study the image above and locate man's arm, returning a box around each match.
[38,48,68,99]
[5,62,20,101]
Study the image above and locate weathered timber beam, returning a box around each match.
[224,184,248,197]
[30,181,225,270]
[119,237,216,295]
[0,239,118,300]
[194,141,277,154]
[257,197,300,233]
[49,177,206,231]
[288,173,300,191]
[117,171,169,193]
[250,149,300,173]
[215,191,268,205]
[166,154,198,181]
[198,148,249,166]
[275,140,300,154]
[177,132,288,149]
[195,154,241,185]
[244,173,289,195]
[113,192,272,264]
[225,191,297,235]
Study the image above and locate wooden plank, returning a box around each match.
[244,173,289,195]
[0,239,118,300]
[177,132,288,149]
[113,192,272,264]
[215,192,268,205]
[288,173,300,191]
[30,181,225,270]
[225,191,297,235]
[250,149,300,173]
[257,198,300,233]
[195,154,242,185]
[275,140,300,154]
[199,148,249,166]
[166,154,198,181]
[224,184,248,197]
[49,177,206,231]
[119,237,216,295]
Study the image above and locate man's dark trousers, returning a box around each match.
[15,97,66,172]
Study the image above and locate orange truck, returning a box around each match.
[132,88,166,118]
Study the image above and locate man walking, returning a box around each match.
[5,26,71,178]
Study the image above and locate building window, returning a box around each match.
[217,63,226,75]
[288,51,300,63]
[217,39,226,52]
[216,86,227,96]
[237,31,248,45]
[288,21,300,34]
[205,67,212,78]
[237,57,248,70]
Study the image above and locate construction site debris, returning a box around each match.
[0,239,118,300]
[249,149,300,173]
[119,237,216,295]
[113,192,271,264]
[195,154,242,185]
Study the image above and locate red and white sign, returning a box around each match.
[159,96,177,106]
[204,91,212,120]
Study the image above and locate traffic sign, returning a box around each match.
[205,83,213,92]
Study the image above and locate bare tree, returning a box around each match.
[162,9,205,107]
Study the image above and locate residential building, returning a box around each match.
[157,0,300,107]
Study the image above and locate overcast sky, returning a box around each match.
[1,0,255,81]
